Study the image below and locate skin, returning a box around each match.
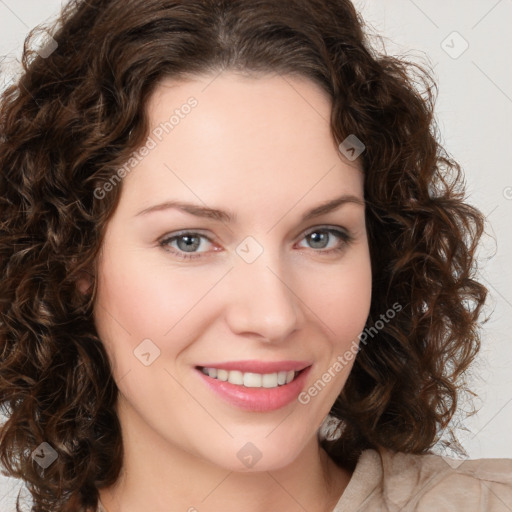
[91,71,372,512]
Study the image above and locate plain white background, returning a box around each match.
[0,0,511,509]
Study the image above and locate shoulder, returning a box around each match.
[378,447,512,511]
[334,446,512,512]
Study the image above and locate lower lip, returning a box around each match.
[196,367,311,412]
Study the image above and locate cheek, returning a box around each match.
[92,248,228,384]
[310,251,372,348]
[296,256,371,415]
[94,251,208,340]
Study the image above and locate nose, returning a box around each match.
[224,249,302,343]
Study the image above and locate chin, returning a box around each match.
[196,433,311,473]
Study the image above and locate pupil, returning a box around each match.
[309,231,327,249]
[178,235,199,252]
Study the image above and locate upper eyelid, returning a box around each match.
[302,225,348,235]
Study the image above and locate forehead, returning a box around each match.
[118,72,364,216]
[144,71,336,161]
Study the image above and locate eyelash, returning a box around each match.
[158,226,354,260]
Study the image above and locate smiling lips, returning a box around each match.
[195,360,312,411]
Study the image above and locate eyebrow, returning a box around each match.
[135,194,365,223]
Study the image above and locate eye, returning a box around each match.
[296,227,353,254]
[158,231,216,260]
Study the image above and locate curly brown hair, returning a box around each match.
[0,0,488,510]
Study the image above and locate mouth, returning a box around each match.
[196,366,304,389]
[194,361,312,412]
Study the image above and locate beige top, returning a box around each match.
[333,446,512,511]
[97,447,512,511]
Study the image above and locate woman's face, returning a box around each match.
[92,72,372,471]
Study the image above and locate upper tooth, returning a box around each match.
[217,369,229,381]
[202,368,297,388]
[244,372,262,387]
[262,373,277,388]
[228,370,243,385]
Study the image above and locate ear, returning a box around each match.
[76,269,94,295]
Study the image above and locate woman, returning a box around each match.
[0,0,511,511]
